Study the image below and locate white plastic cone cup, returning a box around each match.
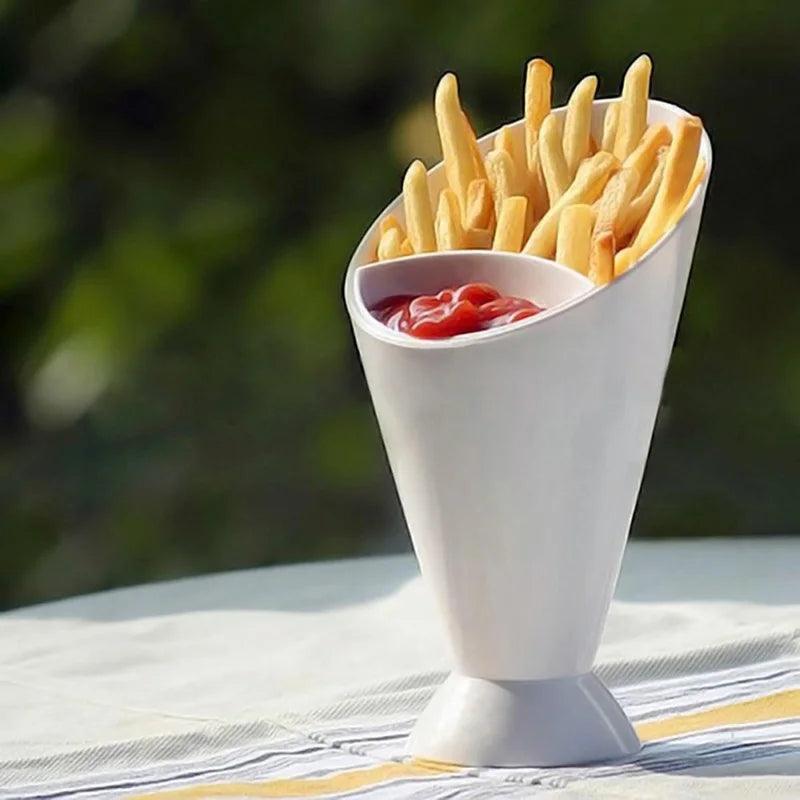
[344,99,712,767]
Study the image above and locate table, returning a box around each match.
[2,538,800,798]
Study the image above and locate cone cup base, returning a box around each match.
[408,672,640,767]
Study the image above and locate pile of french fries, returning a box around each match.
[374,55,706,285]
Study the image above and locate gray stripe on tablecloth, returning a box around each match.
[598,630,800,687]
[3,744,352,800]
[0,721,293,794]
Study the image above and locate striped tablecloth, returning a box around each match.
[2,539,800,798]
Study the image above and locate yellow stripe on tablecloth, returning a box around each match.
[133,759,459,799]
[636,688,800,742]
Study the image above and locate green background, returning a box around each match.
[1,1,798,609]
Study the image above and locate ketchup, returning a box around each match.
[370,282,544,339]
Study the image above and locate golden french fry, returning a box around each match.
[527,145,548,226]
[614,245,636,276]
[495,126,512,152]
[493,196,528,252]
[556,204,594,275]
[485,148,518,221]
[435,73,480,219]
[563,75,598,178]
[531,142,551,215]
[377,227,404,261]
[632,116,703,257]
[523,151,617,257]
[539,113,570,204]
[462,110,487,182]
[525,58,552,172]
[435,188,465,250]
[576,150,621,182]
[464,226,493,249]
[399,238,414,256]
[613,54,652,160]
[520,131,548,225]
[588,134,599,156]
[593,166,640,239]
[466,178,495,230]
[622,124,671,192]
[617,146,667,243]
[670,156,707,225]
[637,143,663,189]
[588,230,615,285]
[495,126,525,176]
[402,160,436,253]
[379,214,404,237]
[496,124,538,231]
[601,102,620,152]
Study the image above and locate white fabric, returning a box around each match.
[2,538,800,798]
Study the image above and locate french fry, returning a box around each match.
[485,148,518,221]
[435,188,465,250]
[435,73,480,219]
[496,124,537,231]
[462,111,488,182]
[464,227,493,249]
[601,102,620,152]
[377,227,405,261]
[495,125,527,179]
[622,124,671,192]
[614,245,636,277]
[466,178,495,230]
[493,196,528,252]
[379,214,404,237]
[399,238,414,256]
[375,215,405,261]
[670,156,707,225]
[524,58,552,172]
[526,143,549,225]
[588,134,599,156]
[588,230,614,285]
[593,166,640,239]
[556,203,594,275]
[523,151,617,257]
[617,146,667,243]
[563,75,598,178]
[613,54,652,160]
[539,113,570,204]
[636,144,662,189]
[402,160,436,253]
[631,116,703,257]
[524,59,554,221]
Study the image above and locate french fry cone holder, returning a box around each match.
[344,100,712,767]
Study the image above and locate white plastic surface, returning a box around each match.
[344,98,712,766]
[408,672,640,767]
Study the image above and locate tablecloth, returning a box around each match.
[2,538,800,798]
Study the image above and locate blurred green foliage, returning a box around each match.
[0,1,799,608]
